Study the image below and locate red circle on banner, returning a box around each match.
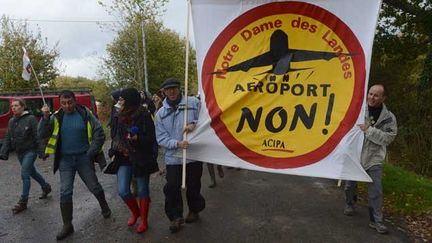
[202,1,365,168]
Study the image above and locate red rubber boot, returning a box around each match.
[136,198,150,233]
[124,198,140,226]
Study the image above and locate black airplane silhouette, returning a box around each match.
[217,29,351,76]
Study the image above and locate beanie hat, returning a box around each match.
[120,88,141,107]
[111,89,121,102]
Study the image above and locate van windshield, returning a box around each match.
[25,98,53,117]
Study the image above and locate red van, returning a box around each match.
[0,88,98,142]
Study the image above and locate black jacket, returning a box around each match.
[0,111,43,158]
[111,107,158,177]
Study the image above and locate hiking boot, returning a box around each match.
[185,212,199,223]
[169,218,184,233]
[39,184,52,199]
[369,221,389,234]
[343,205,354,216]
[12,199,28,215]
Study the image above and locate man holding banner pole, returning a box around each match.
[155,78,205,233]
[344,84,397,234]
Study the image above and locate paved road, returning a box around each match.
[0,151,410,243]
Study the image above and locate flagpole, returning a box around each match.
[29,62,46,105]
[182,0,191,189]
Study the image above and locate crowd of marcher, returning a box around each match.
[0,80,396,240]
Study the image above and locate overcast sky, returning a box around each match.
[0,0,189,79]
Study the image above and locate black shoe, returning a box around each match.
[95,193,111,218]
[56,223,74,240]
[169,218,184,233]
[101,206,112,219]
[40,184,52,199]
[185,212,199,223]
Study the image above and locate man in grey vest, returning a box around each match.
[344,84,397,234]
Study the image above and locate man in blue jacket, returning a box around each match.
[155,78,205,233]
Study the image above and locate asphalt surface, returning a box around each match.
[0,150,410,243]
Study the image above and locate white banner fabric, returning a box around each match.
[186,0,382,182]
[22,47,31,81]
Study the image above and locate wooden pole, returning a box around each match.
[29,62,46,105]
[182,0,191,189]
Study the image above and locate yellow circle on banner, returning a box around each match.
[212,14,354,157]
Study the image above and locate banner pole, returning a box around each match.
[182,0,191,189]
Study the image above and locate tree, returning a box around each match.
[53,76,113,123]
[98,0,198,94]
[101,20,197,94]
[98,0,168,24]
[370,1,432,175]
[53,76,111,104]
[0,17,59,90]
[380,0,432,91]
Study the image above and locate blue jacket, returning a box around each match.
[155,95,200,165]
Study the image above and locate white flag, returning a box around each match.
[22,47,32,81]
[186,0,383,182]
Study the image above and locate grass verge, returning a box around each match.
[382,163,432,215]
[358,163,432,241]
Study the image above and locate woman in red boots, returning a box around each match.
[110,88,159,233]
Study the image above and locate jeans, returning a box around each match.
[18,150,48,200]
[344,165,384,222]
[164,161,205,221]
[366,165,384,222]
[59,153,104,203]
[117,165,150,200]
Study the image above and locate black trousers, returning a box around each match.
[164,161,205,221]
